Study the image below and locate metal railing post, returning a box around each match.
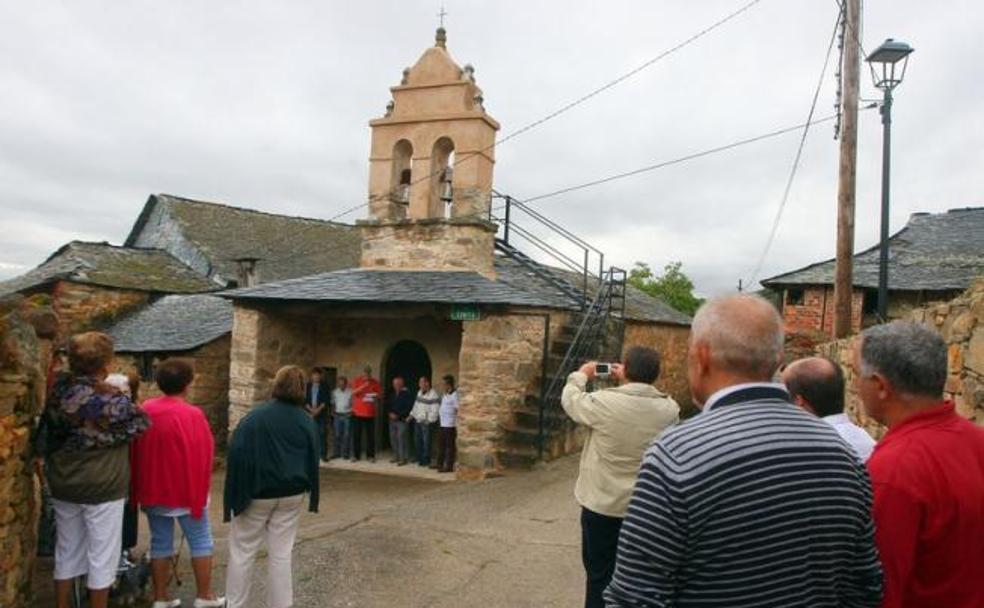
[582,249,589,310]
[504,196,512,245]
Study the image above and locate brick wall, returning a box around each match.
[782,286,863,336]
[113,334,232,449]
[622,321,691,412]
[0,298,57,607]
[817,278,984,438]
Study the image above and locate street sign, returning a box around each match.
[450,304,481,321]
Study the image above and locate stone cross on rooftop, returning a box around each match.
[438,5,448,28]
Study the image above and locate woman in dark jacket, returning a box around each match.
[223,365,320,608]
[37,332,149,608]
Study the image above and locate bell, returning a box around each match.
[440,180,453,204]
[394,184,410,205]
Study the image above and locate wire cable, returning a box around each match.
[747,12,841,284]
[321,0,767,224]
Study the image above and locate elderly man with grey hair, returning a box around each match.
[605,294,882,608]
[854,321,984,608]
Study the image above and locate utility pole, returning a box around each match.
[833,0,861,338]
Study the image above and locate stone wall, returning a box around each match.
[0,297,56,607]
[457,312,547,478]
[622,321,691,412]
[228,304,316,432]
[818,279,984,438]
[50,280,149,338]
[113,334,232,448]
[358,218,497,278]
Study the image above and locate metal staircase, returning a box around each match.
[488,192,628,463]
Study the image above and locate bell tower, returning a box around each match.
[359,27,500,278]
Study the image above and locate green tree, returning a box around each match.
[628,261,704,316]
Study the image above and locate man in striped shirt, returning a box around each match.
[605,294,882,608]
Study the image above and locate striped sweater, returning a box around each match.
[604,386,882,608]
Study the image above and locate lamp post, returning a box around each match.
[867,38,913,321]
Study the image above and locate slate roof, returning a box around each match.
[125,194,362,284]
[761,207,984,291]
[221,260,691,326]
[107,294,233,352]
[221,268,556,307]
[0,241,216,296]
[493,257,691,325]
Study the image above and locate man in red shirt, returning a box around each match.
[350,365,381,463]
[854,321,984,608]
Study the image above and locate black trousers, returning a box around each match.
[351,415,375,459]
[436,426,457,471]
[581,507,623,608]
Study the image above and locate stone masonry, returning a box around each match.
[358,218,498,279]
[228,305,315,432]
[818,278,984,438]
[457,313,546,478]
[0,297,57,607]
[50,280,148,338]
[113,334,232,448]
[622,321,691,412]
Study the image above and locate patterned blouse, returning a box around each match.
[39,373,150,454]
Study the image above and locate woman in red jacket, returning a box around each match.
[130,359,224,608]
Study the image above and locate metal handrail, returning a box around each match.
[493,191,604,258]
[493,220,584,274]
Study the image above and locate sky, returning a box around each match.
[1,0,981,296]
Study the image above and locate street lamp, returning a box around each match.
[867,38,914,321]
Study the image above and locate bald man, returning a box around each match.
[782,357,876,462]
[605,295,882,608]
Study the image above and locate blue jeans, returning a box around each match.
[144,508,214,559]
[413,422,433,465]
[389,420,409,462]
[333,414,352,458]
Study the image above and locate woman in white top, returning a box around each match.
[436,375,459,473]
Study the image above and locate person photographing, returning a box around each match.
[561,347,680,608]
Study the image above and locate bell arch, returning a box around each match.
[390,139,414,217]
[430,136,455,218]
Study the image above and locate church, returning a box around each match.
[0,27,691,478]
[221,27,691,478]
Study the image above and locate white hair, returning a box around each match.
[104,373,132,397]
[691,294,784,379]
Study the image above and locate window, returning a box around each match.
[786,288,805,306]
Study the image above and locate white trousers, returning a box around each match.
[51,497,125,589]
[225,494,305,608]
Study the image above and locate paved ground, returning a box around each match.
[35,455,585,607]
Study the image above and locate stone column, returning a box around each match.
[456,313,545,479]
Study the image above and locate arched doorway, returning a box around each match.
[379,340,432,450]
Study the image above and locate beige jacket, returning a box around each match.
[562,371,680,517]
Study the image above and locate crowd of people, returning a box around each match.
[563,294,984,608]
[304,365,460,472]
[35,332,322,608]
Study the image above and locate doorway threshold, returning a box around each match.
[320,454,458,482]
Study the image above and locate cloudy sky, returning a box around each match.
[1,1,980,295]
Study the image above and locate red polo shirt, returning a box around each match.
[350,375,381,418]
[867,402,984,608]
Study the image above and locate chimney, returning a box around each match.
[234,257,261,287]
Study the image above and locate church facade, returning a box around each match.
[223,28,691,478]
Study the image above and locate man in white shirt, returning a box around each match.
[782,356,876,462]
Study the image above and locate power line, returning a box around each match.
[515,115,839,206]
[321,0,767,224]
[747,12,842,284]
[267,0,770,266]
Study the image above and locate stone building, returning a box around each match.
[0,241,214,338]
[107,294,233,446]
[223,28,691,478]
[762,207,984,337]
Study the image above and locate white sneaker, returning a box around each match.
[152,600,181,608]
[194,597,227,607]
